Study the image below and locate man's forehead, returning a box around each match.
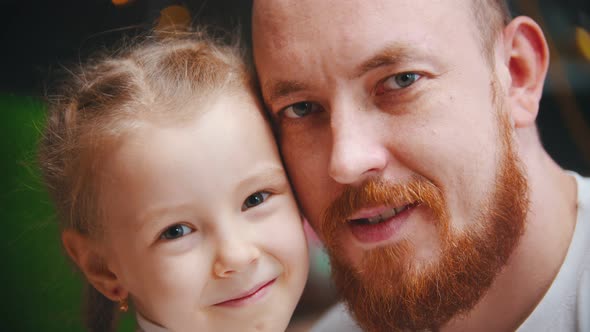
[252,0,302,16]
[253,0,376,30]
[253,0,389,56]
[252,0,318,47]
[253,0,472,42]
[252,0,478,94]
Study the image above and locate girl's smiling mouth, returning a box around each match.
[214,278,277,307]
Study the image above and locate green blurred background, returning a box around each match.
[1,0,589,331]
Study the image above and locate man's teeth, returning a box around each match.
[395,205,409,214]
[364,205,410,225]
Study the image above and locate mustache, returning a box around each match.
[321,175,447,235]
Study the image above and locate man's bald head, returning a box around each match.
[253,0,511,66]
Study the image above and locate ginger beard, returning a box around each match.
[319,94,529,331]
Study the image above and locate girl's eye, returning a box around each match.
[160,224,193,240]
[281,101,321,119]
[380,72,422,93]
[242,191,271,210]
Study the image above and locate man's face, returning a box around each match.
[253,0,529,330]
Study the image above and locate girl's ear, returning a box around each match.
[500,16,549,128]
[62,230,128,301]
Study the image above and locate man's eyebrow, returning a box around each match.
[264,43,413,105]
[352,43,412,79]
[264,80,309,106]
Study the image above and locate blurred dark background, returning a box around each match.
[0,0,588,331]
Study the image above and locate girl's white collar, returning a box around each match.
[136,313,169,332]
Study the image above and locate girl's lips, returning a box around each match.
[214,279,276,307]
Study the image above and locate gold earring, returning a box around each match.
[118,298,129,313]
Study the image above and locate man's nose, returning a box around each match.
[328,102,388,185]
[213,231,260,278]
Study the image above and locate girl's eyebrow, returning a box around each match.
[136,167,287,228]
[137,201,197,228]
[236,166,287,192]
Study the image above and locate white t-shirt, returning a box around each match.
[312,173,590,332]
[517,172,590,331]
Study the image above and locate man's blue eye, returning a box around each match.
[383,72,422,90]
[161,224,193,240]
[242,191,270,210]
[282,102,321,119]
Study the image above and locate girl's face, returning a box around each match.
[98,92,309,331]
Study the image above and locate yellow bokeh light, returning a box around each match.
[112,0,132,6]
[576,26,590,61]
[156,5,192,32]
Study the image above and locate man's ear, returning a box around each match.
[62,230,128,301]
[501,16,549,128]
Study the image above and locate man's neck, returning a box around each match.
[443,151,578,332]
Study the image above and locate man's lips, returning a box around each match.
[214,278,276,307]
[347,202,419,243]
[348,202,419,225]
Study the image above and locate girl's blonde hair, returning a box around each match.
[38,29,252,332]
